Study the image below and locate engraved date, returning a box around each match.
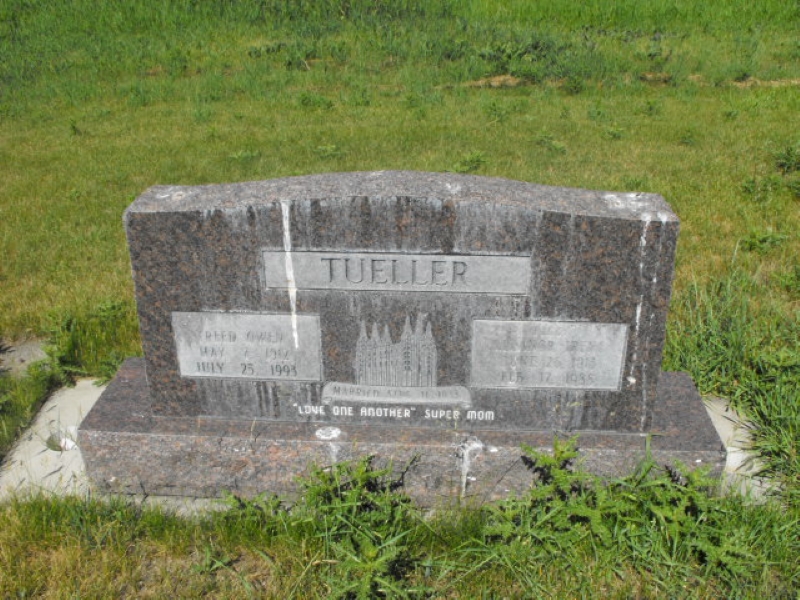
[240,363,298,377]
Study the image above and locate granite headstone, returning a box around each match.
[79,171,725,502]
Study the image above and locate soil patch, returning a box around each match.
[0,338,47,377]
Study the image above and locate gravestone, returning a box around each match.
[79,171,725,502]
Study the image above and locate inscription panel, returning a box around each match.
[322,383,471,407]
[172,312,323,381]
[263,251,530,294]
[471,320,628,391]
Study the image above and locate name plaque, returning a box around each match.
[172,312,323,381]
[470,320,628,391]
[262,251,530,294]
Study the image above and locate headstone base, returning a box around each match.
[79,359,725,505]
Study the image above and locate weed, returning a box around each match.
[587,102,607,121]
[451,151,487,174]
[298,91,334,109]
[296,456,426,598]
[741,175,782,203]
[562,75,584,95]
[247,41,287,59]
[622,175,649,190]
[535,132,567,154]
[482,99,510,124]
[773,265,800,294]
[678,127,698,146]
[285,41,318,71]
[477,31,569,82]
[640,98,663,116]
[193,544,235,574]
[220,492,287,535]
[604,125,624,140]
[739,229,788,254]
[774,142,800,174]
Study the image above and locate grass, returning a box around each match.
[0,1,798,596]
[0,448,797,598]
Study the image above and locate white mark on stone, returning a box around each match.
[328,443,340,464]
[627,376,637,386]
[634,301,643,335]
[629,213,652,380]
[280,199,299,348]
[628,298,644,380]
[315,427,342,441]
[445,182,462,194]
[457,437,484,498]
[603,192,652,212]
[639,370,648,430]
[640,212,652,244]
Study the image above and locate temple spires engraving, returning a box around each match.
[354,314,438,387]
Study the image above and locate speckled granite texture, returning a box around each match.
[125,172,678,432]
[79,359,725,503]
[79,172,723,503]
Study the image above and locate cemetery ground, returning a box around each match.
[0,1,798,596]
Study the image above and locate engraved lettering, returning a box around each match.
[246,330,283,344]
[371,259,388,283]
[321,257,336,282]
[424,409,460,420]
[173,313,323,381]
[411,260,429,285]
[264,251,530,294]
[391,259,409,284]
[431,260,447,285]
[467,410,495,421]
[452,261,467,285]
[199,346,224,358]
[345,258,364,283]
[204,331,236,343]
[472,320,628,391]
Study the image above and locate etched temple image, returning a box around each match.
[354,314,437,387]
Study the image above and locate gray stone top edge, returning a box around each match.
[125,171,677,221]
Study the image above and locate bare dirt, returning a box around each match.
[0,338,47,377]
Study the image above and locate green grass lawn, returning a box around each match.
[0,1,798,596]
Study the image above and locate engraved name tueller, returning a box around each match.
[320,257,468,286]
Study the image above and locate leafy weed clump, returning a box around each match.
[218,456,427,598]
[296,456,426,599]
[461,438,792,595]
